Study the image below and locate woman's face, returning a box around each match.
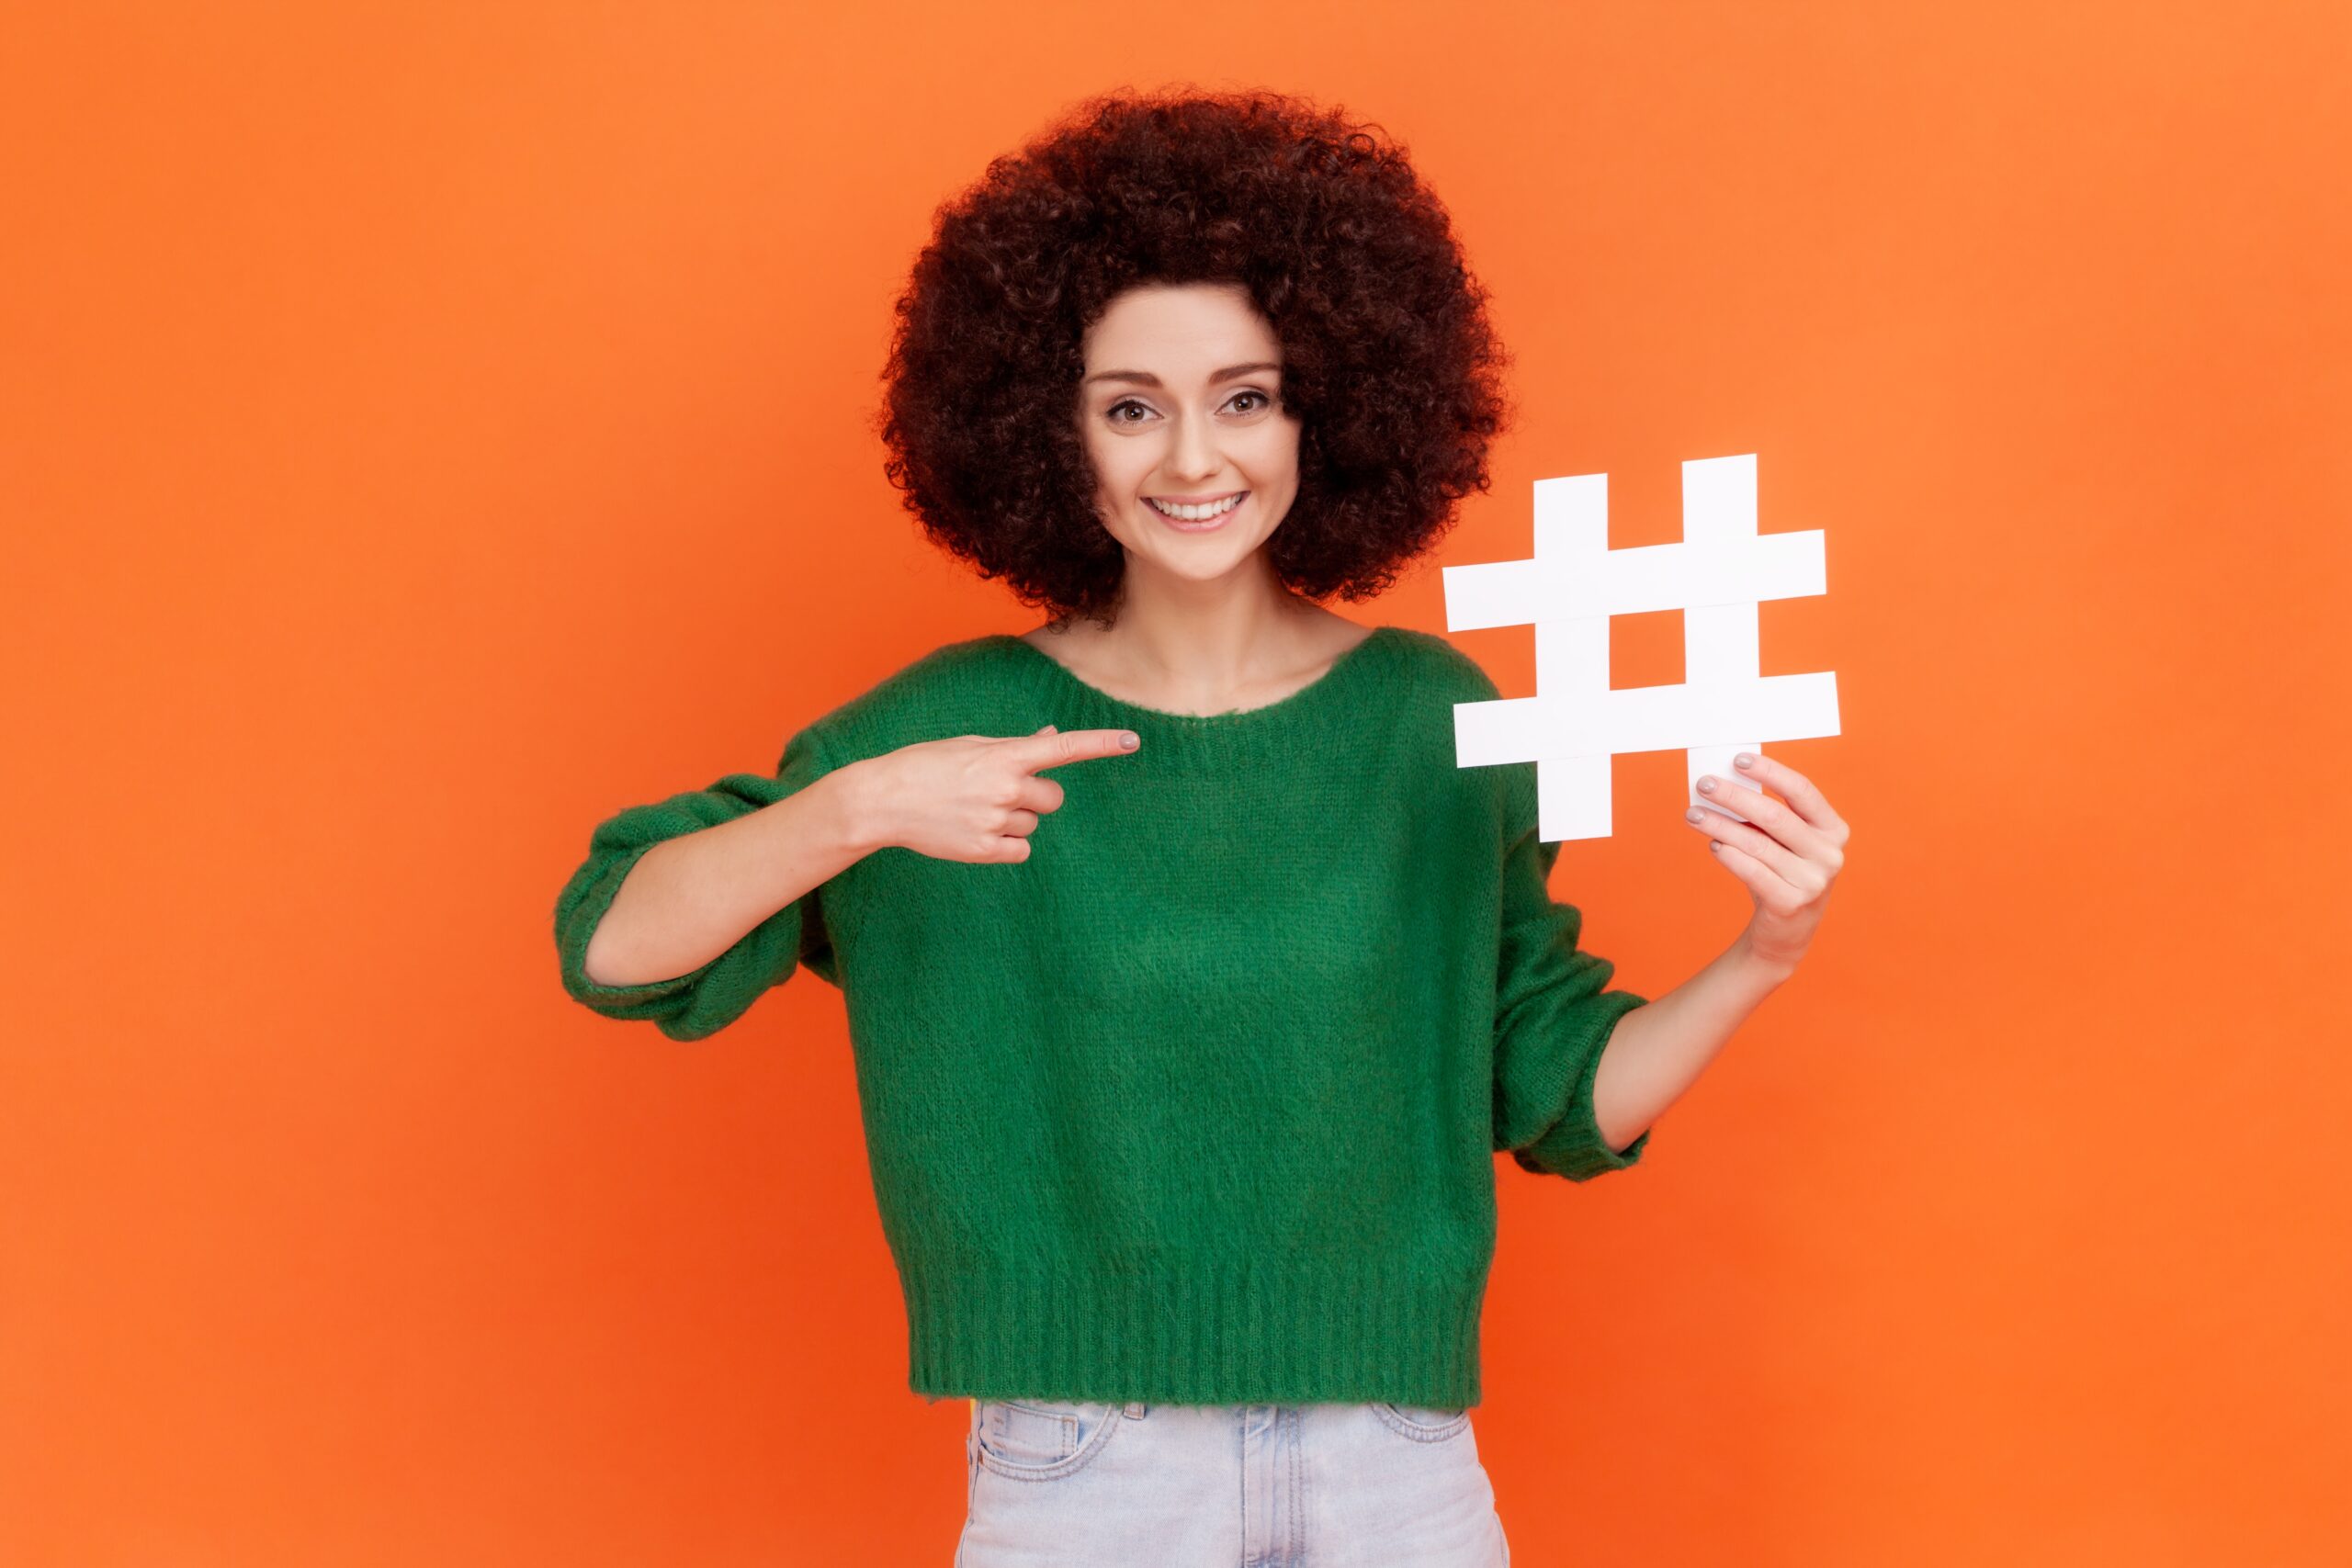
[1075,281,1303,591]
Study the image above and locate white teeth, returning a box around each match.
[1147,493,1243,521]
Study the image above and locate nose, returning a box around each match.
[1165,407,1221,483]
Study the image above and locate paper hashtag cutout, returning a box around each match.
[1442,453,1840,842]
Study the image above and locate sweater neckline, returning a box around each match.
[990,623,1400,731]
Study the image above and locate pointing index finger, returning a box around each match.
[1004,727,1142,773]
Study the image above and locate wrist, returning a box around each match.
[1735,929,1802,986]
[819,756,897,859]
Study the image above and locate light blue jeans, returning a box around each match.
[955,1397,1510,1566]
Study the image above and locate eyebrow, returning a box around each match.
[1080,361,1282,389]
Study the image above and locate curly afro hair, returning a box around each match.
[875,86,1516,629]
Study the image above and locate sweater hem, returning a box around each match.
[899,1250,1491,1409]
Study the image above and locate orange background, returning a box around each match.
[5,3,2347,1563]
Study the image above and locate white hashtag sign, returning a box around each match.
[1442,453,1840,842]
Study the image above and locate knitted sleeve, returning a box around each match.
[552,723,842,1040]
[1488,772,1653,1181]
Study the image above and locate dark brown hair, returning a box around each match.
[876,86,1514,628]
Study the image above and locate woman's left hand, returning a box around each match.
[1684,751,1848,973]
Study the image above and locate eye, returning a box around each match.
[1101,389,1273,426]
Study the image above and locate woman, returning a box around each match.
[554,86,1846,1566]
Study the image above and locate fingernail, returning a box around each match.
[1686,807,1705,823]
[1736,753,1755,768]
[1121,731,1139,750]
[1698,777,1715,793]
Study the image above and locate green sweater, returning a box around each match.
[552,626,1651,1409]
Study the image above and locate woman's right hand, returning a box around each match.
[849,725,1141,863]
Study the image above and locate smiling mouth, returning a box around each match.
[1144,491,1247,521]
